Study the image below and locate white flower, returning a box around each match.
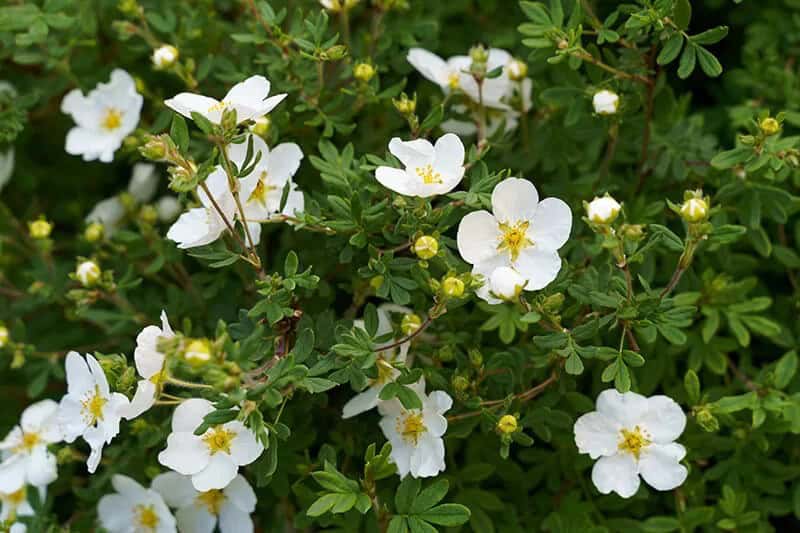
[75,260,101,287]
[158,399,264,491]
[152,45,179,70]
[152,472,256,533]
[574,389,688,498]
[0,400,62,493]
[167,170,235,249]
[342,306,411,419]
[61,69,143,163]
[122,311,174,420]
[57,352,130,474]
[592,90,619,115]
[233,135,304,222]
[156,196,182,222]
[165,75,286,126]
[86,164,159,236]
[0,485,42,533]
[457,178,572,300]
[487,266,526,302]
[378,379,452,478]
[128,163,159,203]
[375,134,465,198]
[0,148,13,193]
[86,197,125,233]
[586,195,621,224]
[97,475,176,533]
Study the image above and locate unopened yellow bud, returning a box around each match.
[585,195,621,224]
[250,116,271,137]
[760,117,780,136]
[442,277,465,297]
[354,63,376,82]
[369,275,384,290]
[393,94,416,115]
[401,313,422,336]
[84,222,105,243]
[680,195,709,223]
[76,260,101,287]
[139,205,158,225]
[0,326,9,348]
[497,414,518,435]
[413,235,438,260]
[183,338,213,365]
[506,59,528,81]
[152,44,179,69]
[28,219,53,239]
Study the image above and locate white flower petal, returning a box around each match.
[122,379,157,420]
[267,143,304,185]
[111,474,148,498]
[530,197,572,251]
[134,325,166,378]
[224,475,257,513]
[0,456,26,493]
[342,386,382,419]
[407,48,449,88]
[128,163,158,203]
[375,167,416,196]
[432,133,464,174]
[192,453,238,491]
[152,471,198,509]
[638,443,688,491]
[167,208,216,249]
[26,446,57,487]
[409,435,445,478]
[256,94,287,117]
[226,422,264,465]
[224,76,270,110]
[456,210,500,265]
[640,396,687,444]
[491,178,539,224]
[172,399,215,433]
[86,354,111,397]
[513,248,562,291]
[596,389,650,429]
[176,504,217,533]
[388,138,434,167]
[57,395,86,443]
[574,411,621,459]
[98,493,135,532]
[591,453,640,498]
[219,500,254,533]
[20,399,59,433]
[65,351,93,396]
[165,93,221,122]
[159,433,210,475]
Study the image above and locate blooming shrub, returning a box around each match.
[2,0,800,531]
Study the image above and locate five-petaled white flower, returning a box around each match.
[153,472,257,533]
[97,474,176,533]
[593,90,620,115]
[86,163,160,235]
[574,389,688,498]
[61,69,143,163]
[122,311,174,420]
[0,400,62,493]
[457,178,572,302]
[165,75,286,126]
[342,305,411,419]
[375,134,465,198]
[0,485,42,533]
[158,399,264,491]
[57,352,130,474]
[378,379,452,478]
[233,134,305,227]
[166,169,235,249]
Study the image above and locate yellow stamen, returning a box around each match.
[497,221,533,262]
[447,72,460,89]
[81,385,107,424]
[247,174,276,206]
[415,164,442,185]
[397,412,426,445]
[5,487,27,506]
[101,108,122,131]
[13,432,41,454]
[618,426,651,459]
[207,100,229,113]
[197,489,226,515]
[135,504,160,530]
[202,426,235,454]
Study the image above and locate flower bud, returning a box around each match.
[152,44,179,70]
[468,349,483,367]
[139,205,158,225]
[759,117,780,136]
[369,275,384,290]
[543,292,565,313]
[140,135,168,161]
[489,267,526,300]
[469,44,489,65]
[452,375,470,392]
[0,325,8,348]
[28,218,53,239]
[437,345,455,362]
[506,58,528,81]
[221,107,238,132]
[250,116,271,137]
[76,260,101,287]
[84,222,105,243]
[183,338,213,365]
[592,89,619,115]
[585,195,621,224]
[354,62,376,82]
[679,191,709,223]
[497,414,518,435]
[320,0,358,12]
[413,235,438,260]
[117,0,141,16]
[393,93,416,115]
[168,162,197,192]
[401,313,422,336]
[442,277,465,298]
[620,224,645,241]
[695,406,719,432]
[323,45,348,61]
[156,196,181,222]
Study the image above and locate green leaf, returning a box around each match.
[695,46,723,77]
[419,504,472,526]
[410,479,449,513]
[658,34,684,65]
[774,351,798,389]
[684,369,701,404]
[711,147,752,169]
[565,352,584,375]
[691,26,728,45]
[170,114,189,152]
[395,477,421,514]
[642,516,681,532]
[520,2,551,25]
[674,0,692,30]
[307,493,339,517]
[677,43,696,79]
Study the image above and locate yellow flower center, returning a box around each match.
[81,385,107,424]
[135,504,160,530]
[13,431,41,454]
[207,100,229,113]
[101,108,123,131]
[202,426,235,454]
[397,412,426,446]
[447,72,460,89]
[5,487,27,506]
[247,174,276,206]
[497,221,533,262]
[197,489,226,515]
[415,164,442,185]
[618,426,651,459]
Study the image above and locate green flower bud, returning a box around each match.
[370,275,385,290]
[506,58,528,81]
[354,62,376,82]
[183,338,213,365]
[759,117,780,136]
[679,191,709,223]
[468,349,483,367]
[75,260,101,287]
[437,345,455,362]
[620,224,645,241]
[442,277,465,297]
[139,205,158,225]
[401,313,422,336]
[28,218,53,239]
[413,235,439,260]
[140,135,168,161]
[452,375,470,392]
[0,325,9,348]
[497,414,518,435]
[84,222,105,243]
[695,406,719,432]
[393,93,416,115]
[250,116,271,137]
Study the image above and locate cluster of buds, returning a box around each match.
[592,89,620,115]
[739,112,785,149]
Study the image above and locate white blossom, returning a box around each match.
[86,163,160,235]
[97,475,176,533]
[375,134,465,197]
[61,69,143,163]
[165,75,286,126]
[166,170,235,249]
[152,45,179,70]
[153,472,256,533]
[0,485,42,533]
[586,195,621,225]
[158,399,264,491]
[57,352,130,474]
[457,178,572,302]
[0,400,62,493]
[378,380,452,478]
[121,311,174,420]
[593,90,619,115]
[574,389,688,498]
